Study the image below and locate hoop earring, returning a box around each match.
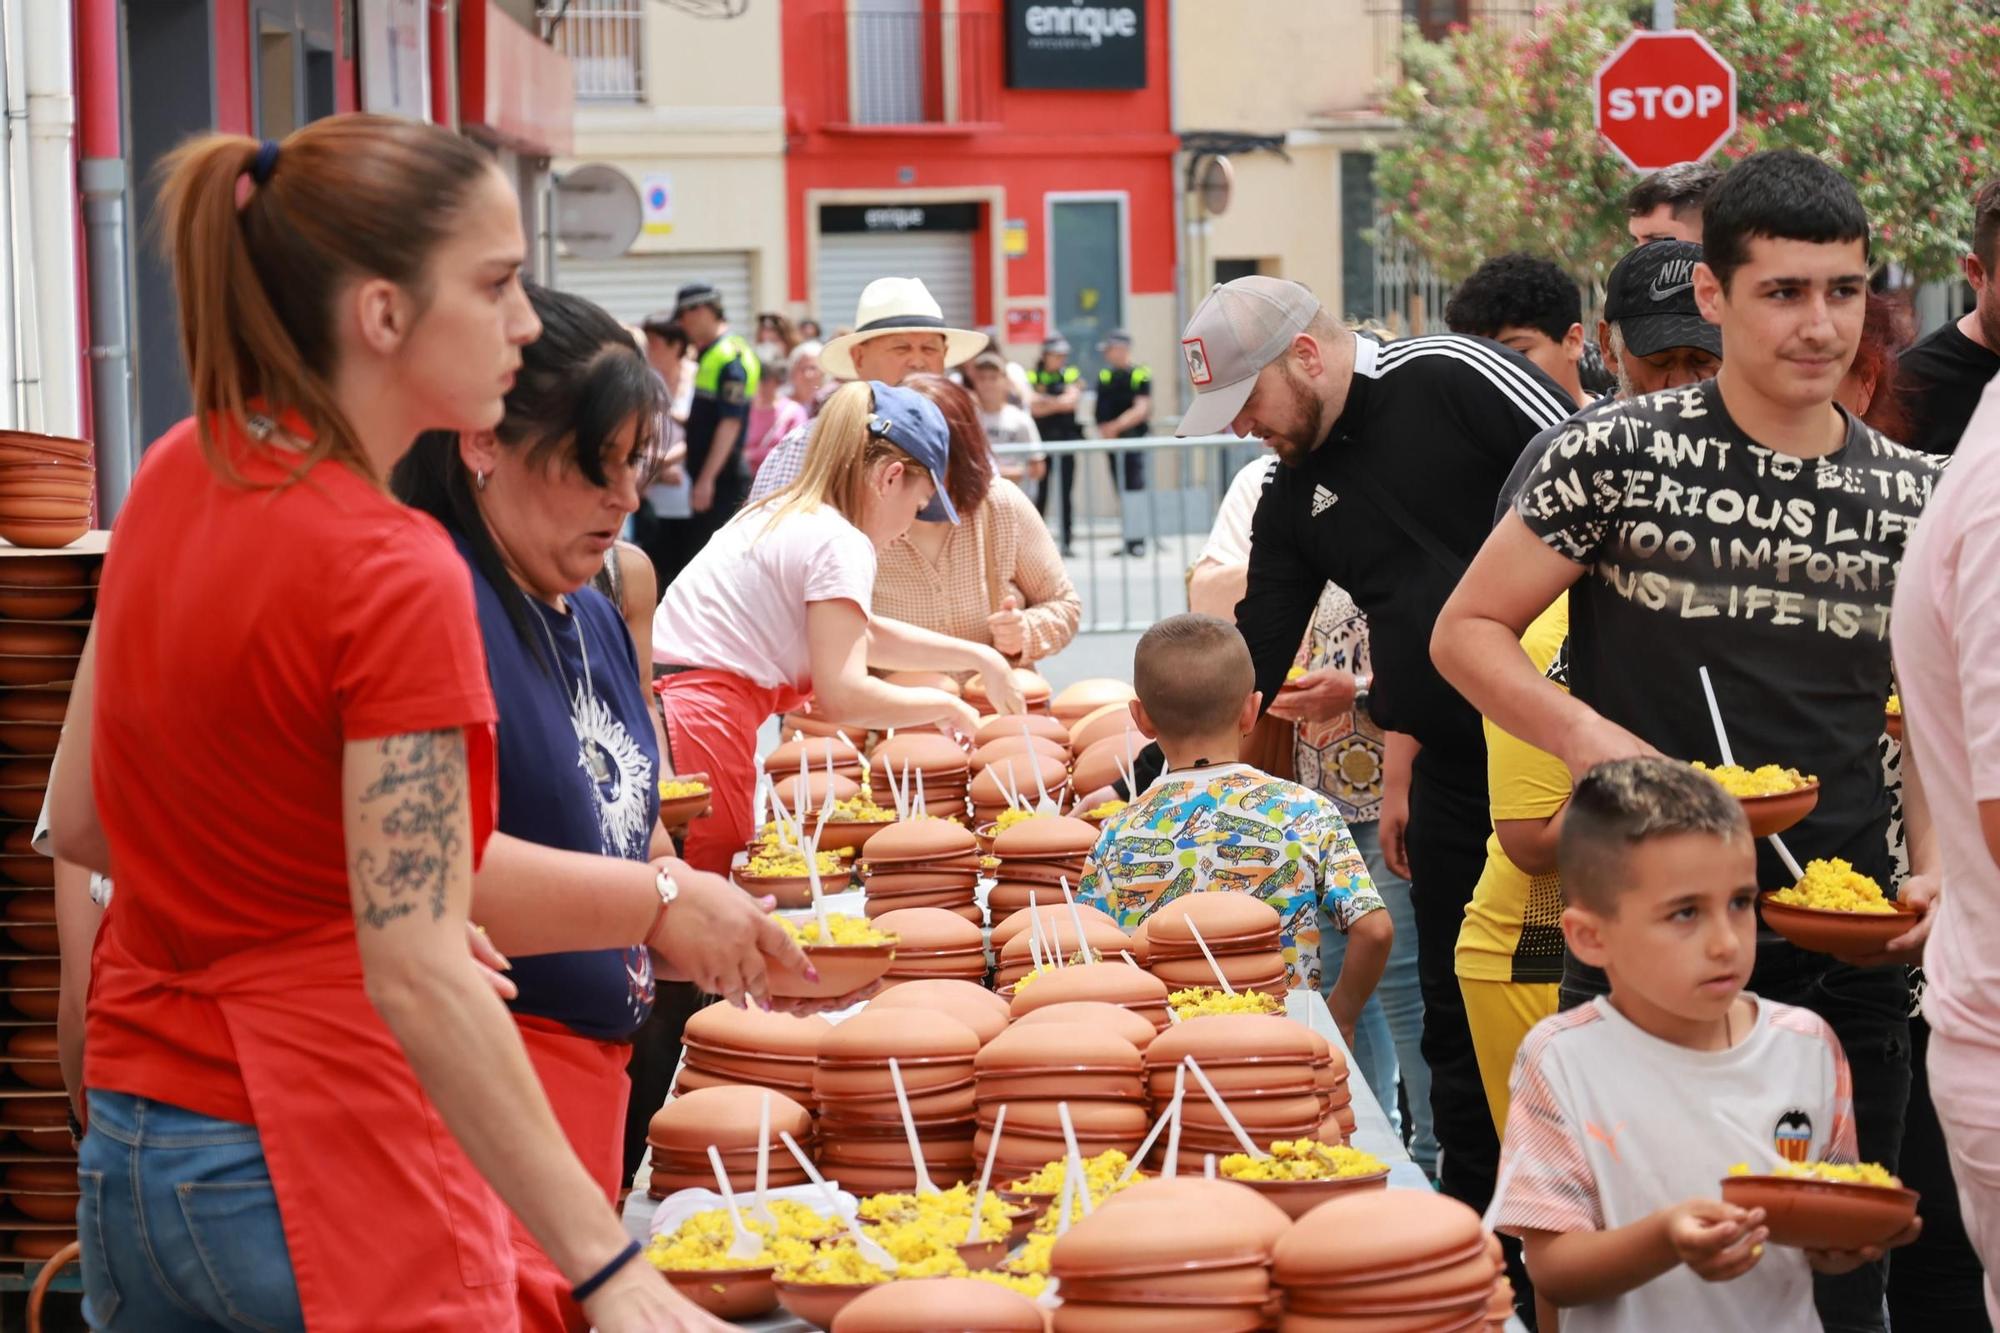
[475,470,488,491]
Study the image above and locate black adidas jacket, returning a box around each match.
[1237,334,1574,763]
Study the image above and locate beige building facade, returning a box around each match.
[548,1,788,331]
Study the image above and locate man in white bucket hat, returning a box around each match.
[749,277,986,502]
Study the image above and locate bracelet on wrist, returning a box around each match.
[570,1238,642,1304]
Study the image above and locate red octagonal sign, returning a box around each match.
[1594,31,1738,172]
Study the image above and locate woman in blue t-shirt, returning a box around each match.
[394,284,854,1332]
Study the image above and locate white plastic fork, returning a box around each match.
[1183,1055,1267,1158]
[1184,917,1236,996]
[705,1144,765,1261]
[1119,1067,1185,1186]
[887,1057,940,1195]
[1019,720,1061,814]
[1059,877,1093,965]
[778,1131,897,1272]
[965,1103,1006,1245]
[1700,665,1810,881]
[1057,1101,1093,1217]
[751,1090,779,1228]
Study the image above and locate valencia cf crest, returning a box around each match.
[1773,1108,1813,1164]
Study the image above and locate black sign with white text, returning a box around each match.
[1006,0,1147,90]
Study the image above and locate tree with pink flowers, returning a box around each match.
[1376,0,2000,284]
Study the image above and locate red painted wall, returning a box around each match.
[781,0,1177,308]
[213,1,360,135]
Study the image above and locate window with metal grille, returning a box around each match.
[545,0,645,103]
[1403,0,1471,42]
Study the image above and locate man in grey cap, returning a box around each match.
[1164,275,1573,1220]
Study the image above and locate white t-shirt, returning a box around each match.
[1200,453,1277,567]
[1493,995,1855,1333]
[652,502,877,690]
[978,402,1042,450]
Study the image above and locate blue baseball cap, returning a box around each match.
[865,381,959,524]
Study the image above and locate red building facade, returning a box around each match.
[780,0,1179,392]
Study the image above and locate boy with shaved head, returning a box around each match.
[1078,613,1390,1042]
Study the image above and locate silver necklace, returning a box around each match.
[533,598,611,786]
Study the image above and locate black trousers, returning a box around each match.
[643,473,748,593]
[621,982,710,1189]
[1406,749,1502,1210]
[1562,946,1911,1333]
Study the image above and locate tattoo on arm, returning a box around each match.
[351,729,465,930]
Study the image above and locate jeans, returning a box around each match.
[1320,819,1437,1177]
[1561,945,1909,1333]
[79,1089,305,1333]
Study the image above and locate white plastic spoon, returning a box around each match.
[751,1090,779,1228]
[1059,876,1093,966]
[705,1144,765,1262]
[1119,1069,1185,1186]
[1184,916,1236,997]
[1057,1101,1093,1217]
[1161,1076,1185,1179]
[778,1131,897,1273]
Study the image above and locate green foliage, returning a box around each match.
[1376,0,2000,284]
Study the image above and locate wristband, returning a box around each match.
[570,1238,642,1304]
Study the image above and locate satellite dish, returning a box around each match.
[1198,155,1235,217]
[554,163,642,260]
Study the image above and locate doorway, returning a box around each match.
[1049,197,1126,378]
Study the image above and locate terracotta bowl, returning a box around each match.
[0,557,88,588]
[10,1191,77,1223]
[658,777,712,830]
[0,721,61,755]
[0,655,78,687]
[778,1280,887,1329]
[0,519,88,550]
[0,855,52,887]
[9,1229,77,1261]
[1759,896,1916,960]
[657,1266,779,1319]
[768,943,896,999]
[1232,1169,1391,1219]
[812,819,900,855]
[0,589,86,620]
[1737,782,1820,838]
[734,871,845,910]
[1721,1174,1918,1251]
[956,1237,1011,1271]
[0,688,69,724]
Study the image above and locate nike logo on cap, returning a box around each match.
[1648,258,1697,302]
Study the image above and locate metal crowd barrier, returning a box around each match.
[990,434,1258,635]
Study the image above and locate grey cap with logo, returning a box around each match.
[1174,276,1322,437]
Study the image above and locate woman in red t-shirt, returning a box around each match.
[47,116,722,1331]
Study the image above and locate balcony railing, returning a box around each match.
[817,10,1001,130]
[545,0,645,103]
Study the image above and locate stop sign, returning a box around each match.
[1594,31,1737,172]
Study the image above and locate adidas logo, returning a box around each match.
[1311,484,1339,517]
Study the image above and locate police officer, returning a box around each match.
[660,282,760,588]
[1028,334,1083,556]
[1093,330,1153,557]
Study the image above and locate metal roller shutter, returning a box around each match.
[815,231,976,333]
[550,252,755,328]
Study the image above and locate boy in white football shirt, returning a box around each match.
[1492,757,1918,1331]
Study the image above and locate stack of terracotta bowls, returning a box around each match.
[830,1275,1043,1333]
[857,820,983,922]
[1068,733,1144,805]
[647,1084,813,1198]
[870,907,988,982]
[1273,1190,1501,1331]
[1310,1031,1356,1144]
[1144,1015,1322,1171]
[987,815,1098,917]
[1147,892,1291,998]
[969,751,1072,829]
[674,1003,830,1111]
[0,432,92,550]
[867,979,1010,1046]
[993,911,1133,992]
[991,901,1122,954]
[811,1009,980,1193]
[1051,678,1137,726]
[869,733,973,820]
[962,667,1053,716]
[1009,960,1172,1031]
[974,1022,1148,1182]
[975,712,1070,750]
[968,729,1071,783]
[775,766,861,814]
[767,735,867,785]
[1011,999,1160,1053]
[1049,1177,1292,1333]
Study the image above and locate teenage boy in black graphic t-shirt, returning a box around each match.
[1434,150,1937,1333]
